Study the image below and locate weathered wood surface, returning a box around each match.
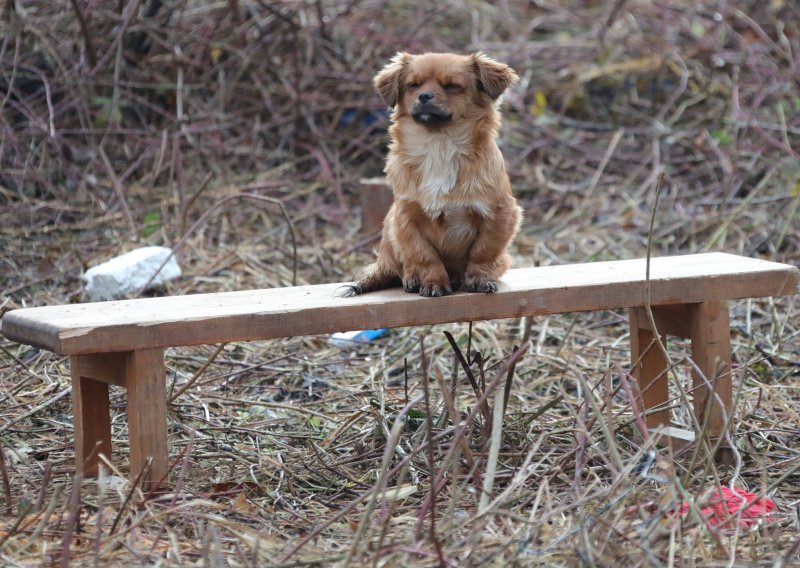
[2,253,797,356]
[71,349,169,484]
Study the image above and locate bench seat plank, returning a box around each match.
[2,253,797,356]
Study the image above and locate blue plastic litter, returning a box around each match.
[328,328,388,346]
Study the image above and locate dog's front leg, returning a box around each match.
[393,201,451,297]
[464,199,521,293]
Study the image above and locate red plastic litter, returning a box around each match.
[679,486,777,529]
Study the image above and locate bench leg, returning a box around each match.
[629,308,670,429]
[689,301,733,443]
[70,350,169,485]
[629,302,734,460]
[71,356,113,477]
[124,349,169,487]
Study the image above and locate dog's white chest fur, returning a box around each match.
[409,135,462,197]
[402,124,477,217]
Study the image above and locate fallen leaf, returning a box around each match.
[230,492,253,514]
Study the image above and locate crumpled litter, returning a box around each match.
[679,486,777,529]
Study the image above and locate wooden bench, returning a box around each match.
[2,253,797,485]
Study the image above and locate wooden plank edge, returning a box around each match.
[1,311,64,355]
[649,426,695,451]
[54,267,798,355]
[3,258,797,356]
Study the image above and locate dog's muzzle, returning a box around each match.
[411,101,452,126]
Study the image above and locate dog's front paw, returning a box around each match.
[403,275,421,293]
[464,275,498,294]
[419,282,452,297]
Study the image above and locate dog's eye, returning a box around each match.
[407,82,420,89]
[444,83,463,92]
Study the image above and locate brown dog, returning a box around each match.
[347,52,521,297]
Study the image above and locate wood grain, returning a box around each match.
[125,349,168,486]
[71,355,113,477]
[690,301,733,439]
[631,304,692,339]
[358,177,393,235]
[2,253,797,355]
[629,308,671,428]
[76,352,127,386]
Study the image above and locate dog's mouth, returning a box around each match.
[411,103,452,126]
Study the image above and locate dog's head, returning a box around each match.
[374,52,518,127]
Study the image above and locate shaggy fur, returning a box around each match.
[347,52,522,297]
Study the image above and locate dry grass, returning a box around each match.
[1,0,799,566]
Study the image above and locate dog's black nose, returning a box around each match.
[418,92,435,103]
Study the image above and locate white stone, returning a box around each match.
[84,246,182,301]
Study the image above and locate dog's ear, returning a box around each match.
[471,52,518,100]
[374,52,410,108]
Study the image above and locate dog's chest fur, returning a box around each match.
[399,124,490,218]
[406,129,464,198]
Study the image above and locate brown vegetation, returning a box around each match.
[1,1,798,565]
